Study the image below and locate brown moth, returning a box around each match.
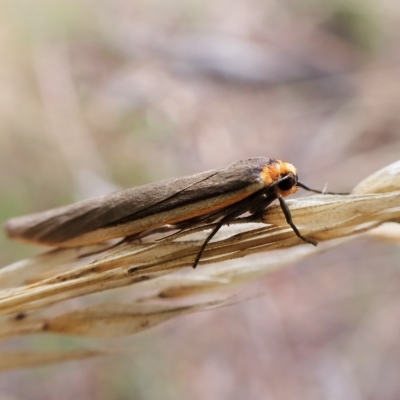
[4,157,342,268]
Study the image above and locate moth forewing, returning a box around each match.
[5,158,275,247]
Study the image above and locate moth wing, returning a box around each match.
[4,157,271,246]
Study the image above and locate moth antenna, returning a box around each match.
[297,182,349,195]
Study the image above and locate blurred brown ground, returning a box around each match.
[0,0,399,399]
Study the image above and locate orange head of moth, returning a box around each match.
[261,160,299,197]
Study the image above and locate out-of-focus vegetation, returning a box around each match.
[0,0,399,399]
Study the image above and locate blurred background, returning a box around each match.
[0,0,400,398]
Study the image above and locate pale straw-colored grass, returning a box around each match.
[0,160,399,370]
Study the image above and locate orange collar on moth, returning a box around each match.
[261,160,299,197]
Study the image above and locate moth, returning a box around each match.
[4,157,340,268]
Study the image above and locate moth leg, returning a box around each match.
[192,192,270,268]
[277,195,317,246]
[192,220,225,268]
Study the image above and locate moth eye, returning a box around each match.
[278,175,296,191]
